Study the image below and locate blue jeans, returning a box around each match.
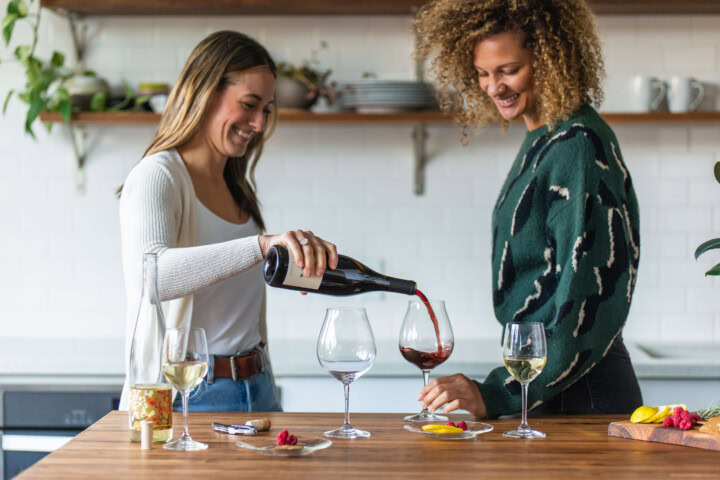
[173,353,282,412]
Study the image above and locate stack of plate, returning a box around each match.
[339,80,438,113]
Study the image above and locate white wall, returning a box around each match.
[0,6,719,356]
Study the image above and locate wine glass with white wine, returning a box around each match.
[502,322,547,438]
[317,307,376,439]
[162,327,209,450]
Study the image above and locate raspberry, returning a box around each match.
[287,435,298,446]
[679,421,694,431]
[662,417,674,427]
[276,429,289,446]
[457,421,468,431]
[446,421,456,427]
[673,407,685,417]
[691,413,702,422]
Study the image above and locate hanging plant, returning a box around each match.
[694,161,720,276]
[2,0,72,138]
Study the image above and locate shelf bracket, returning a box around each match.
[67,124,88,194]
[412,123,428,195]
[65,11,88,68]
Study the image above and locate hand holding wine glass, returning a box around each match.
[317,307,376,438]
[162,327,209,451]
[502,322,547,438]
[399,297,454,422]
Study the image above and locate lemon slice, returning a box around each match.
[643,406,670,423]
[421,424,464,434]
[630,406,658,424]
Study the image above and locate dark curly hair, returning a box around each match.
[415,0,605,134]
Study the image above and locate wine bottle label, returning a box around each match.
[282,248,322,290]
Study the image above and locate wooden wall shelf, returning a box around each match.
[39,110,720,126]
[39,0,720,16]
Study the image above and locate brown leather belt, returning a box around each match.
[212,348,265,382]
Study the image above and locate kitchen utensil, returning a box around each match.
[608,421,720,451]
[667,76,705,113]
[212,423,257,435]
[403,421,494,440]
[630,75,666,112]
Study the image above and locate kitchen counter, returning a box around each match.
[17,411,720,479]
[2,337,719,384]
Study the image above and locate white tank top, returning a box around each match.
[191,200,264,355]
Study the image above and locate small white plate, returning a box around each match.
[236,437,332,456]
[404,421,494,440]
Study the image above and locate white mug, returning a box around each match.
[630,76,666,112]
[667,77,705,113]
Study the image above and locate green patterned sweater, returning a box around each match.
[476,105,641,419]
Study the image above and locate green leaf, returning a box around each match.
[50,50,64,67]
[58,98,72,123]
[714,161,720,184]
[13,44,31,62]
[3,89,13,114]
[90,91,106,111]
[15,0,29,18]
[25,90,43,134]
[8,0,28,18]
[695,238,720,260]
[705,263,720,276]
[2,13,18,45]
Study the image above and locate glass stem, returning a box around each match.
[519,383,529,430]
[343,382,352,428]
[420,370,430,414]
[182,393,190,438]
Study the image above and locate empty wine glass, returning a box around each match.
[317,307,376,438]
[162,327,209,451]
[502,322,547,438]
[399,298,454,422]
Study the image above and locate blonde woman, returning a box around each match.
[415,0,642,419]
[118,31,338,412]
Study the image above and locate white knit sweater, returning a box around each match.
[118,149,264,410]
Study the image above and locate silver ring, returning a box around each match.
[299,238,309,246]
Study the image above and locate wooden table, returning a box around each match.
[18,411,720,479]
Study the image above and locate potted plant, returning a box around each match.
[694,161,720,275]
[2,0,72,137]
[275,41,335,110]
[2,0,148,137]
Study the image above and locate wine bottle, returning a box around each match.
[263,245,416,296]
[128,253,172,443]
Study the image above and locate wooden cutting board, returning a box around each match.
[608,421,720,451]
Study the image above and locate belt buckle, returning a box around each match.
[230,356,238,381]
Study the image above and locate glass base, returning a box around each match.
[163,436,208,451]
[404,411,448,422]
[503,427,545,438]
[324,425,370,439]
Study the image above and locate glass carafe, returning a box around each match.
[128,253,173,443]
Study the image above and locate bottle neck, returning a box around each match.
[142,254,160,305]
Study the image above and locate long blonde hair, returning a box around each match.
[120,30,276,231]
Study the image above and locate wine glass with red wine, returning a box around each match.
[399,297,454,422]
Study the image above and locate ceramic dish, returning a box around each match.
[403,421,493,440]
[236,437,332,456]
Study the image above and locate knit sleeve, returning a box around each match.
[477,130,639,419]
[119,160,264,302]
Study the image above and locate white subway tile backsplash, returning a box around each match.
[1,11,720,350]
[660,207,713,233]
[660,314,714,341]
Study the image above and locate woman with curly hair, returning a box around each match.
[415,0,643,420]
